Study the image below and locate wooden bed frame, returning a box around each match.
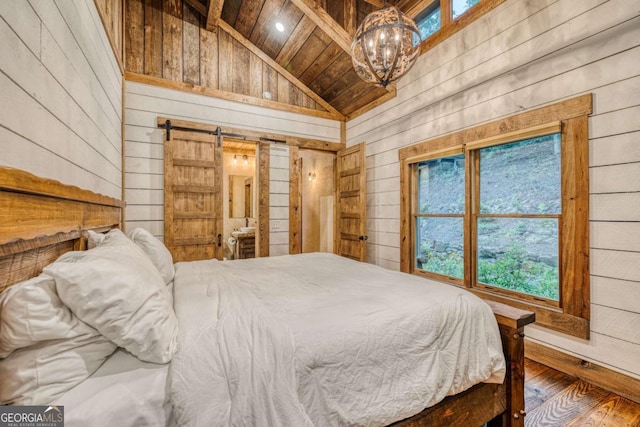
[0,166,534,426]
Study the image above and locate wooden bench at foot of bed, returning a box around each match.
[392,301,535,427]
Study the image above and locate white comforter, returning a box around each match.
[169,253,505,427]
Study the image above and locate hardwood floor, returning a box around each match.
[524,359,640,426]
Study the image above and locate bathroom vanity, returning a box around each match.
[231,227,256,259]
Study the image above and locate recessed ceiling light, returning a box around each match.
[275,22,285,32]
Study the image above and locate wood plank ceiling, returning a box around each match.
[178,0,424,119]
[117,1,503,121]
[217,0,389,118]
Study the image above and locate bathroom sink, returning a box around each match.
[232,227,255,237]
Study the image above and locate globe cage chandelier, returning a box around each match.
[351,5,421,88]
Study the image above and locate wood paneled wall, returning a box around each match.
[347,0,640,380]
[0,0,123,200]
[124,80,340,240]
[94,0,124,71]
[125,0,333,117]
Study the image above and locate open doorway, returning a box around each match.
[299,149,335,253]
[223,139,257,260]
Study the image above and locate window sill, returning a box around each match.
[409,270,589,339]
[466,286,589,340]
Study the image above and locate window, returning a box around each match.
[476,134,561,302]
[415,153,465,280]
[452,0,481,19]
[414,2,441,45]
[400,95,592,339]
[412,0,487,47]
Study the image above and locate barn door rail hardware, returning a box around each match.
[164,120,223,147]
[164,120,286,147]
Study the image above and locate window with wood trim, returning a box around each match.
[410,0,507,53]
[414,1,442,43]
[414,0,481,41]
[399,95,592,339]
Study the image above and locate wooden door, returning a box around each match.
[164,129,223,262]
[335,142,367,261]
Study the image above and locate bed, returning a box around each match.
[0,166,534,426]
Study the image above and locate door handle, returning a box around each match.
[217,234,222,247]
[358,235,368,241]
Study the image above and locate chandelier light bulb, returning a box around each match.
[232,155,238,165]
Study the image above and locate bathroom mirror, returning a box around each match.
[229,175,254,218]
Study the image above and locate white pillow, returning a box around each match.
[127,227,175,285]
[44,229,178,364]
[0,336,117,405]
[0,274,116,405]
[86,230,106,249]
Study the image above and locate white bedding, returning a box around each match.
[58,349,170,427]
[170,253,505,427]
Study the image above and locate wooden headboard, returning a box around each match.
[0,167,122,293]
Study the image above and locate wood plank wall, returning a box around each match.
[124,80,340,239]
[346,0,640,381]
[125,0,329,116]
[94,0,124,71]
[0,0,123,200]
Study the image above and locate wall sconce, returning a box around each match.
[308,172,316,181]
[232,155,238,165]
[243,155,249,165]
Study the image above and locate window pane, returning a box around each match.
[452,0,480,19]
[479,133,561,214]
[416,217,464,279]
[414,5,441,45]
[477,218,559,300]
[417,154,465,214]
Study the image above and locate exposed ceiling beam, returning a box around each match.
[362,0,384,7]
[361,0,438,17]
[289,0,353,54]
[206,0,224,31]
[184,0,207,16]
[344,0,357,36]
[290,0,394,94]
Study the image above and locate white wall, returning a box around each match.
[301,149,335,253]
[269,145,290,256]
[0,0,122,199]
[348,0,640,379]
[124,81,341,240]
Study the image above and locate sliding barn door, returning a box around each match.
[335,142,367,261]
[164,129,223,262]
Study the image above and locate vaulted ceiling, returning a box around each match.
[194,0,417,118]
[218,0,390,118]
[124,0,431,120]
[123,0,494,121]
